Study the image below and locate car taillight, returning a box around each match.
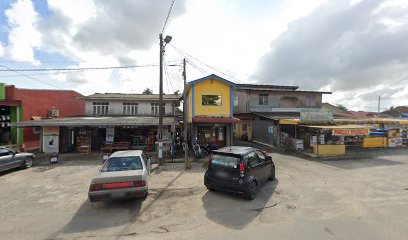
[89,183,103,191]
[133,180,146,187]
[208,157,212,167]
[239,163,245,172]
[105,182,133,189]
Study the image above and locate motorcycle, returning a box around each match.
[192,140,203,159]
[201,143,219,156]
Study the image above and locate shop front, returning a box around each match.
[304,125,372,156]
[12,116,178,154]
[192,117,238,147]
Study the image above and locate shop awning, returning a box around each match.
[279,118,408,125]
[0,100,21,107]
[11,116,177,127]
[192,117,240,123]
[279,119,300,125]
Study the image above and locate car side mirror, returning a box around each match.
[102,154,109,163]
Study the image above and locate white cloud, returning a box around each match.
[4,0,41,64]
[255,0,408,110]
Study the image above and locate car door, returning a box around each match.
[0,149,14,171]
[255,150,270,181]
[245,151,265,181]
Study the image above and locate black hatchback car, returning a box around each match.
[204,146,275,200]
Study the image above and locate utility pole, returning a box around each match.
[158,33,172,166]
[158,33,164,165]
[378,96,381,114]
[183,58,191,169]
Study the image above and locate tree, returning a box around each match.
[336,104,348,112]
[174,90,180,95]
[142,88,153,94]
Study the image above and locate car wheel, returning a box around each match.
[268,166,275,181]
[206,186,215,191]
[23,157,34,169]
[247,181,257,200]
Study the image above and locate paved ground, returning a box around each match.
[0,149,407,240]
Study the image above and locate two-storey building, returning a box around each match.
[14,93,180,153]
[184,74,239,147]
[233,84,331,146]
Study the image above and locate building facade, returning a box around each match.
[0,83,84,150]
[13,93,180,154]
[184,74,239,147]
[233,84,331,146]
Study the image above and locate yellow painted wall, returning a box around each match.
[363,137,387,148]
[191,79,231,118]
[311,144,346,155]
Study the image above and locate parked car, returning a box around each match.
[0,147,35,173]
[88,150,151,202]
[204,146,275,200]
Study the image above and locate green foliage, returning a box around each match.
[142,88,153,94]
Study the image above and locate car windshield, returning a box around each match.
[211,154,239,168]
[101,156,143,172]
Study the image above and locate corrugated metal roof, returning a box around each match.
[11,116,177,127]
[238,84,298,90]
[83,93,180,101]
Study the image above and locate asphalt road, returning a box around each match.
[0,149,407,240]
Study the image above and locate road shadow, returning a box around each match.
[0,166,23,176]
[49,198,143,238]
[202,179,278,230]
[320,157,403,170]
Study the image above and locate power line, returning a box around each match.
[161,0,176,34]
[169,44,243,83]
[0,64,64,90]
[0,64,171,72]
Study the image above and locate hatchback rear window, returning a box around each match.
[211,154,239,168]
[101,156,143,172]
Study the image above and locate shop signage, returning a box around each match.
[300,110,333,123]
[106,127,114,143]
[332,129,369,136]
[42,127,59,153]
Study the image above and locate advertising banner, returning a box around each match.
[332,129,369,136]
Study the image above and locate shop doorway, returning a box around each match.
[197,125,226,147]
[0,106,11,145]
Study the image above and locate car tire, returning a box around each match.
[268,166,275,181]
[247,181,257,200]
[206,186,215,191]
[23,157,34,169]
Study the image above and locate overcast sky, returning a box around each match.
[0,0,407,111]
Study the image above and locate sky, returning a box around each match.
[0,0,407,112]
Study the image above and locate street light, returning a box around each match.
[158,33,172,165]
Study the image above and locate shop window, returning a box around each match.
[259,94,268,105]
[123,102,138,115]
[202,95,222,106]
[93,102,109,115]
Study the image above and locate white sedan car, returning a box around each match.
[88,150,151,202]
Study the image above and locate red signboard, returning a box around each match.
[332,129,369,136]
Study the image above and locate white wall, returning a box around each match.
[85,100,175,116]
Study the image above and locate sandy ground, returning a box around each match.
[0,149,407,240]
